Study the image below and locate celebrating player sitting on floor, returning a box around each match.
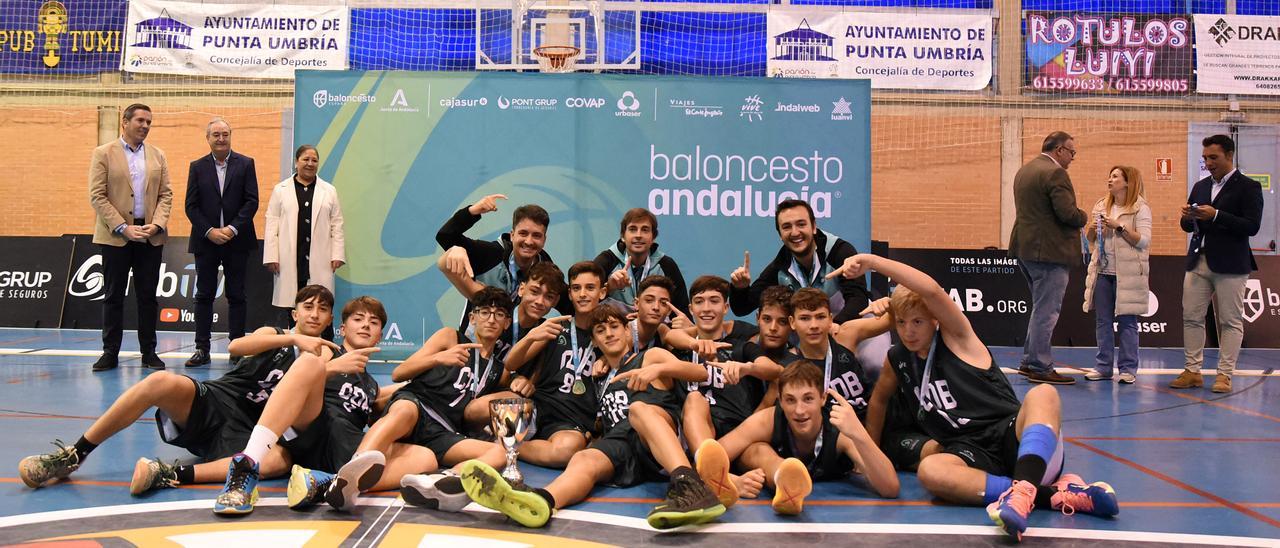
[19,285,339,494]
[321,287,511,512]
[837,253,1119,542]
[212,295,389,515]
[458,305,725,530]
[501,261,608,468]
[698,360,899,515]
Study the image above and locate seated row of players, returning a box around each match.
[18,196,1120,541]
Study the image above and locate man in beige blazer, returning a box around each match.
[88,103,173,372]
[1008,131,1087,385]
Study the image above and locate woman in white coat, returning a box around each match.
[264,145,345,321]
[1083,165,1151,385]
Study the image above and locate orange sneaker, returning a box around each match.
[771,458,812,515]
[694,439,738,508]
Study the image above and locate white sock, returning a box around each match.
[243,425,279,464]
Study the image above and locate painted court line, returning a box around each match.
[1067,439,1280,531]
[0,499,1275,547]
[1135,384,1280,424]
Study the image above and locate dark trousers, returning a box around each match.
[100,241,163,355]
[193,246,249,350]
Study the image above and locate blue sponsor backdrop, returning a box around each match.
[0,0,126,73]
[295,71,870,358]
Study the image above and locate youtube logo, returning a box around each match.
[160,308,180,323]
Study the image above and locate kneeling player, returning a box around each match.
[458,306,724,530]
[701,361,899,515]
[19,285,339,492]
[837,254,1118,542]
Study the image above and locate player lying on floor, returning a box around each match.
[833,253,1119,542]
[695,360,899,515]
[456,305,727,530]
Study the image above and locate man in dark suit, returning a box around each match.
[184,118,259,366]
[1171,134,1263,394]
[1008,131,1087,385]
[88,103,172,372]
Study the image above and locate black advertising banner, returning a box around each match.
[885,249,1279,349]
[1024,12,1192,95]
[1054,256,1184,348]
[0,236,73,327]
[886,248,1032,346]
[61,235,273,333]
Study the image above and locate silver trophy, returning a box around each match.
[489,397,534,487]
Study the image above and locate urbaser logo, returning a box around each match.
[161,308,180,322]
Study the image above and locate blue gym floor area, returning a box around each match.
[0,327,1276,547]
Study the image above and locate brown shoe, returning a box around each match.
[1025,369,1076,385]
[1169,370,1203,389]
[1212,375,1232,393]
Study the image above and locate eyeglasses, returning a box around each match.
[1059,146,1077,158]
[472,308,510,322]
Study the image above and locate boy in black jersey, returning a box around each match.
[630,275,676,352]
[462,262,567,427]
[787,287,893,419]
[213,296,388,515]
[18,285,339,491]
[321,287,513,512]
[594,208,690,316]
[705,361,899,515]
[459,306,725,530]
[836,254,1118,542]
[663,276,782,505]
[501,261,608,468]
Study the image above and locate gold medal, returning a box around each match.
[572,379,586,395]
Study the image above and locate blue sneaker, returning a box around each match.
[287,464,334,510]
[213,454,259,515]
[986,479,1036,542]
[1050,473,1120,518]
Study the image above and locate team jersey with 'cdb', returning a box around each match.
[397,329,505,430]
[203,327,298,422]
[793,336,870,420]
[886,332,1020,445]
[530,322,600,432]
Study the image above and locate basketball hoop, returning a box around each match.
[533,45,580,73]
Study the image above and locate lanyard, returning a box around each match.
[569,319,594,380]
[631,319,642,354]
[598,351,633,404]
[630,254,652,296]
[787,252,823,288]
[915,330,941,411]
[823,344,834,391]
[471,346,496,395]
[505,255,521,297]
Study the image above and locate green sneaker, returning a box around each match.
[459,460,551,528]
[18,440,81,488]
[130,457,180,495]
[647,469,726,530]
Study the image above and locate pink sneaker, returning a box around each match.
[1050,473,1119,518]
[986,480,1036,542]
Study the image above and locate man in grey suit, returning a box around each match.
[1008,131,1087,385]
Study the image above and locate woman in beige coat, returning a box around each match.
[1083,166,1151,384]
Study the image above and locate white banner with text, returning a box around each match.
[122,0,347,78]
[766,10,992,90]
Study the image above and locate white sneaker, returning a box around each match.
[401,470,471,512]
[324,450,385,512]
[1085,370,1112,381]
[1118,372,1136,384]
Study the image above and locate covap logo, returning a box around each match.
[615,91,641,117]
